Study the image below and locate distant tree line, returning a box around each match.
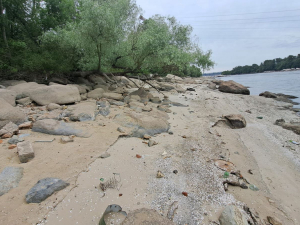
[0,0,215,80]
[222,54,300,75]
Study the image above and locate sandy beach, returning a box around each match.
[1,77,300,225]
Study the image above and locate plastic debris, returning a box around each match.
[223,171,230,178]
[289,140,299,145]
[35,138,55,143]
[249,184,259,191]
[256,117,263,119]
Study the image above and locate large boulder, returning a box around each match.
[24,85,81,106]
[87,88,105,99]
[68,101,97,121]
[67,84,89,94]
[166,74,183,82]
[7,82,45,99]
[0,167,24,196]
[219,205,248,225]
[122,208,175,225]
[88,75,106,85]
[224,114,247,129]
[25,178,69,203]
[0,98,26,128]
[114,110,169,137]
[219,80,250,95]
[159,83,175,91]
[0,80,26,87]
[129,87,152,103]
[32,119,90,137]
[0,89,17,106]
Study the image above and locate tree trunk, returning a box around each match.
[97,43,102,72]
[0,0,10,54]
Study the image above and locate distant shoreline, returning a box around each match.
[219,68,300,77]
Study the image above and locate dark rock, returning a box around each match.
[0,167,24,196]
[25,178,69,203]
[219,80,250,95]
[224,114,247,129]
[259,91,277,98]
[186,88,195,91]
[276,93,298,99]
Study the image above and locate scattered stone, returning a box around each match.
[149,96,161,104]
[0,167,24,196]
[25,178,69,203]
[117,127,125,133]
[8,144,17,149]
[16,97,32,106]
[249,184,259,191]
[182,135,187,138]
[18,121,33,129]
[100,152,111,159]
[214,160,236,173]
[267,216,282,225]
[224,114,247,129]
[157,105,172,113]
[87,88,105,99]
[0,122,19,138]
[219,205,248,225]
[8,135,24,144]
[173,170,178,174]
[17,141,34,163]
[275,119,300,135]
[182,192,188,197]
[186,88,195,91]
[102,92,123,101]
[129,87,152,103]
[136,154,142,158]
[208,83,217,90]
[219,80,250,95]
[168,130,173,135]
[60,136,74,144]
[0,98,26,129]
[245,110,252,114]
[248,169,253,175]
[156,170,164,178]
[159,83,175,91]
[32,119,89,137]
[143,134,151,139]
[148,139,157,147]
[97,100,110,116]
[162,151,168,156]
[46,103,61,111]
[122,208,175,225]
[110,101,125,106]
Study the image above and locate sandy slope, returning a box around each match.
[1,79,300,225]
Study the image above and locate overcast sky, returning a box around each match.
[136,0,300,72]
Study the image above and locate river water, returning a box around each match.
[219,70,300,108]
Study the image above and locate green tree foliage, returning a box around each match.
[222,54,300,75]
[1,0,214,78]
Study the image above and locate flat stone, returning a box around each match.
[0,122,19,137]
[148,139,157,147]
[219,205,248,225]
[102,92,123,101]
[17,141,34,163]
[87,88,105,99]
[8,135,24,144]
[0,167,24,196]
[100,152,111,158]
[25,178,69,203]
[46,103,61,111]
[19,121,33,129]
[60,136,74,144]
[16,97,32,106]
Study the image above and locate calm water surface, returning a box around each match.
[220,71,300,108]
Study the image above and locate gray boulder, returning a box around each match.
[97,100,110,116]
[24,85,81,106]
[7,82,45,99]
[0,98,26,128]
[219,80,250,95]
[219,205,248,225]
[0,167,24,196]
[259,91,277,98]
[32,119,90,137]
[0,89,17,106]
[88,74,106,85]
[25,178,69,203]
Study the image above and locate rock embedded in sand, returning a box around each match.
[219,80,250,95]
[100,152,111,158]
[122,208,175,225]
[17,141,34,163]
[8,135,24,144]
[60,136,74,144]
[267,216,282,225]
[25,178,69,203]
[32,119,89,137]
[219,205,248,225]
[148,139,157,147]
[224,114,247,129]
[0,167,24,196]
[156,170,164,178]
